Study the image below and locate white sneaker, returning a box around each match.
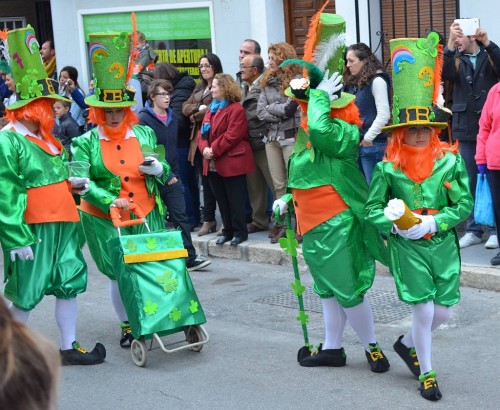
[459,232,482,248]
[485,234,499,249]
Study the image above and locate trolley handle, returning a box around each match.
[110,202,150,235]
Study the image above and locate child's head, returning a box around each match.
[136,31,147,47]
[53,100,71,118]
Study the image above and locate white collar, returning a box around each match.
[97,125,136,141]
[2,121,42,139]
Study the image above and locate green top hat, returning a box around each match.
[84,32,136,108]
[282,13,355,109]
[3,25,69,110]
[382,32,449,132]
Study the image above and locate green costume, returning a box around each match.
[286,90,388,308]
[71,125,170,280]
[365,152,473,305]
[0,127,87,310]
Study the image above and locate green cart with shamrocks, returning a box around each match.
[107,203,209,367]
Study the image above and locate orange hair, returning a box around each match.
[5,98,56,142]
[385,127,459,169]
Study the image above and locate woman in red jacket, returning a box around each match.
[198,73,255,245]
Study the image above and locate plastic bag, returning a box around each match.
[474,174,495,226]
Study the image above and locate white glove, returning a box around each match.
[10,245,34,262]
[68,177,90,195]
[405,215,437,240]
[138,157,164,176]
[272,199,288,216]
[316,69,343,102]
[393,224,412,239]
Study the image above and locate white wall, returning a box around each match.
[459,1,500,46]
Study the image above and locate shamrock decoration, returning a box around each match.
[439,222,449,231]
[93,77,101,98]
[417,32,439,58]
[297,310,309,325]
[392,95,400,125]
[145,237,157,250]
[113,32,129,50]
[165,235,180,249]
[143,300,159,316]
[122,92,130,101]
[278,228,299,257]
[124,239,137,252]
[104,197,113,205]
[110,175,121,190]
[189,300,199,314]
[290,279,305,297]
[156,270,178,293]
[169,307,182,322]
[17,69,42,100]
[429,111,436,121]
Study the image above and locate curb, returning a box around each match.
[192,232,500,292]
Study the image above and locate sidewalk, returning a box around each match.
[192,229,500,292]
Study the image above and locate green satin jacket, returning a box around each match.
[71,125,170,214]
[365,151,473,236]
[0,129,70,251]
[287,90,388,266]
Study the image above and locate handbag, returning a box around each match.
[474,174,495,227]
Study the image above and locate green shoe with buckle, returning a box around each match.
[120,321,134,348]
[365,343,390,373]
[393,335,420,377]
[419,370,442,401]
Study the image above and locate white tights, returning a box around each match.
[322,297,377,351]
[401,301,453,374]
[109,280,128,322]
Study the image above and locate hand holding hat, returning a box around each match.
[316,70,343,102]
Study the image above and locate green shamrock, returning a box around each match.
[29,80,43,97]
[189,300,199,313]
[429,111,436,121]
[123,92,130,101]
[104,197,113,205]
[124,239,137,252]
[166,236,180,249]
[290,279,305,297]
[417,32,439,58]
[113,32,128,49]
[145,237,157,250]
[169,307,182,322]
[143,300,158,316]
[439,222,449,231]
[110,175,121,189]
[297,310,309,325]
[279,228,299,257]
[156,270,178,293]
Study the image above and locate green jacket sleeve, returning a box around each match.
[364,163,394,236]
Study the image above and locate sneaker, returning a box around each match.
[459,232,482,248]
[120,321,134,348]
[491,252,500,266]
[393,335,420,377]
[419,370,442,401]
[365,343,390,373]
[60,341,106,366]
[485,234,499,249]
[187,256,211,272]
[299,344,346,367]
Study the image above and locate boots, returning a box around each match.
[197,221,217,236]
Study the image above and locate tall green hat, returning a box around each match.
[382,32,449,132]
[282,12,355,109]
[1,25,69,110]
[84,32,136,108]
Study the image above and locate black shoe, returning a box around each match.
[187,256,211,272]
[216,235,233,245]
[120,321,134,348]
[491,252,500,266]
[419,370,442,401]
[365,343,390,373]
[393,335,420,377]
[230,236,247,246]
[299,344,346,367]
[60,341,106,366]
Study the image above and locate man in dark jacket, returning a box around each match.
[241,55,275,233]
[138,79,210,272]
[443,22,500,249]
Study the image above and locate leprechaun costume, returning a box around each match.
[276,7,390,372]
[364,32,473,401]
[0,26,105,365]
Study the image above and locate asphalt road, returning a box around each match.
[4,249,500,409]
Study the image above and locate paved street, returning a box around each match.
[7,248,499,410]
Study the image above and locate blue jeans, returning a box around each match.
[459,140,495,237]
[177,147,200,227]
[359,141,387,184]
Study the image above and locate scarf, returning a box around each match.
[201,99,229,139]
[44,55,56,78]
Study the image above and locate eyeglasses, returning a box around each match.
[155,92,171,98]
[198,64,212,69]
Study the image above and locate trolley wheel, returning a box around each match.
[131,338,147,367]
[184,325,203,352]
